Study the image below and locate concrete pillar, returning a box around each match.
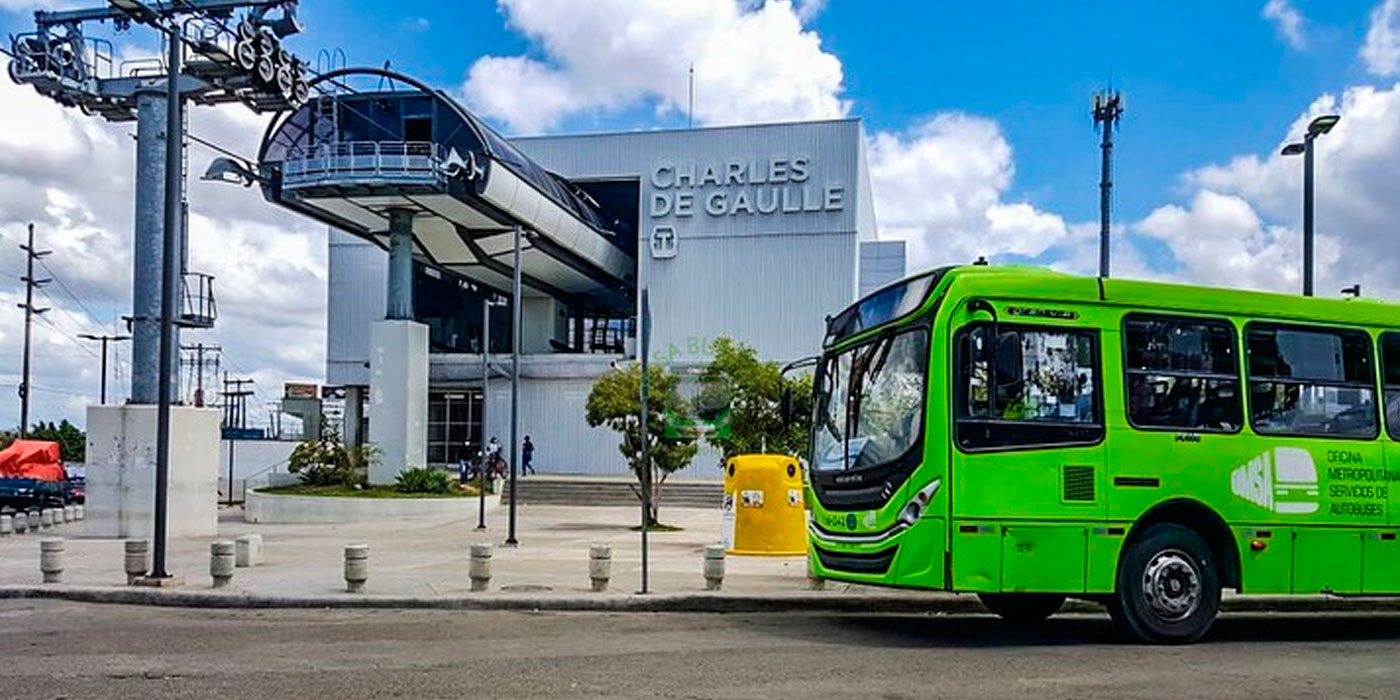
[589,543,611,592]
[368,320,428,485]
[343,385,365,448]
[521,296,568,353]
[85,405,221,538]
[130,89,181,404]
[703,544,725,591]
[344,544,368,593]
[235,534,263,567]
[209,541,235,588]
[469,543,492,592]
[385,208,415,321]
[40,539,64,584]
[125,540,151,584]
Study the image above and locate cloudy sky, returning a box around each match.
[0,0,1397,429]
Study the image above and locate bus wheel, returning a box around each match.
[977,593,1065,624]
[1111,524,1220,644]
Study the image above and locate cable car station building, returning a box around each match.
[257,70,903,480]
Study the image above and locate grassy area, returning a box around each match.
[259,483,479,499]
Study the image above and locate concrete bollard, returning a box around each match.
[39,509,53,529]
[468,543,492,592]
[75,505,84,521]
[589,543,612,592]
[13,512,27,534]
[344,544,368,593]
[235,534,263,568]
[209,541,235,589]
[124,539,150,585]
[63,506,74,523]
[703,544,726,591]
[28,510,40,531]
[40,539,64,583]
[0,514,11,537]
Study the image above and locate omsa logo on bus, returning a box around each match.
[1231,447,1319,514]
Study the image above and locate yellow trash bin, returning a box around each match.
[721,454,807,556]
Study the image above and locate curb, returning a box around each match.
[5,585,1400,615]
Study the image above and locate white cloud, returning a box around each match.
[1363,0,1400,76]
[1262,0,1308,50]
[462,0,847,134]
[866,114,1070,268]
[1134,82,1400,298]
[0,59,326,429]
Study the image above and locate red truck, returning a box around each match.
[0,440,67,510]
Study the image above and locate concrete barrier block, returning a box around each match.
[210,541,236,589]
[469,543,492,592]
[40,539,64,584]
[235,534,263,567]
[344,544,368,593]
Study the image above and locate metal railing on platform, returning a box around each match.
[282,141,446,187]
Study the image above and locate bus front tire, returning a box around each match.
[1110,523,1221,644]
[977,593,1065,624]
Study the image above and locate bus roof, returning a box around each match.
[934,265,1400,328]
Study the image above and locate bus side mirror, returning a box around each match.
[780,387,794,427]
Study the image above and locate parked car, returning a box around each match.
[64,465,85,504]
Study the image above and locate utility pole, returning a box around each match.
[220,373,255,506]
[18,224,51,438]
[79,334,132,405]
[1092,90,1124,279]
[181,343,221,407]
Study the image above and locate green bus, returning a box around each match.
[806,264,1400,642]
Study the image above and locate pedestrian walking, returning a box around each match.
[485,437,504,478]
[522,435,536,476]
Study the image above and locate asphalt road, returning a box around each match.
[2,601,1398,699]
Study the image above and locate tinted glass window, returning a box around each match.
[956,324,1102,450]
[1246,325,1377,438]
[1124,316,1242,432]
[825,269,948,344]
[1381,333,1400,440]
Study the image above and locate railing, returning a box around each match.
[281,141,447,187]
[179,272,217,329]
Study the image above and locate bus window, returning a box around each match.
[1381,333,1400,440]
[1246,324,1377,439]
[955,324,1102,450]
[1123,315,1242,432]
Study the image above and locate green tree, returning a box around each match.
[701,338,812,462]
[28,420,85,462]
[585,363,698,526]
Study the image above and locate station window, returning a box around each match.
[1123,315,1242,432]
[1246,324,1377,439]
[955,324,1102,450]
[1380,333,1400,441]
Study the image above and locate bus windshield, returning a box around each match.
[812,328,929,472]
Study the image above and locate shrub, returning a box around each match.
[289,436,379,488]
[395,467,452,494]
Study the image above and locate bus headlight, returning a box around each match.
[896,478,942,528]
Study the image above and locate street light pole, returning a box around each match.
[1281,114,1339,298]
[150,23,184,580]
[505,225,521,547]
[477,295,493,531]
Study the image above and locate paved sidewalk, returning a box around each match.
[5,504,1400,615]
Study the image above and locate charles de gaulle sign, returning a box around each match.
[648,155,845,219]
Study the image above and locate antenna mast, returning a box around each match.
[1092,89,1124,278]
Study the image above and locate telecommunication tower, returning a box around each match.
[1092,90,1124,278]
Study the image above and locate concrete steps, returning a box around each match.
[508,476,723,509]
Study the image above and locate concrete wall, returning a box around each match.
[215,439,300,503]
[369,320,429,484]
[85,405,221,539]
[245,488,492,524]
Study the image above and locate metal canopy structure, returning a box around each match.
[257,68,636,314]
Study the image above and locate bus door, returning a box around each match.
[948,311,1107,594]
